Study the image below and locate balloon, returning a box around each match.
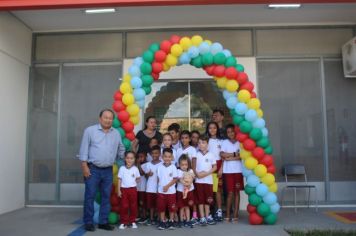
[198,42,210,54]
[244,185,255,195]
[123,138,132,150]
[236,72,248,84]
[240,149,251,159]
[253,118,266,129]
[247,175,260,187]
[152,72,159,81]
[257,203,271,217]
[133,88,146,101]
[236,132,248,142]
[243,139,256,151]
[222,49,232,57]
[171,44,183,57]
[142,86,152,95]
[119,82,132,94]
[123,74,131,83]
[122,121,134,132]
[113,91,123,101]
[223,90,236,100]
[191,35,203,46]
[247,204,257,213]
[204,65,215,76]
[225,67,238,80]
[270,203,280,214]
[254,164,267,178]
[216,77,227,89]
[129,115,140,125]
[252,147,265,160]
[262,128,269,137]
[149,43,160,52]
[108,212,118,224]
[267,165,276,174]
[256,183,269,197]
[191,56,203,68]
[240,81,254,92]
[263,192,277,205]
[213,65,225,77]
[264,145,273,154]
[269,183,278,193]
[130,76,142,89]
[126,104,140,116]
[213,52,226,65]
[112,164,118,175]
[140,62,152,75]
[128,65,141,77]
[152,62,163,74]
[142,50,154,63]
[122,93,135,106]
[240,121,252,133]
[179,37,192,50]
[154,50,167,62]
[235,103,248,115]
[250,128,263,141]
[141,75,153,87]
[179,52,191,64]
[133,57,143,66]
[260,154,273,166]
[226,96,238,109]
[112,117,121,128]
[249,212,263,225]
[136,99,146,108]
[112,101,125,112]
[236,64,245,72]
[165,54,178,66]
[160,40,172,54]
[257,109,264,118]
[170,35,181,44]
[245,109,258,122]
[245,157,258,170]
[117,127,125,137]
[210,42,223,55]
[248,98,261,110]
[238,89,251,103]
[242,166,253,177]
[225,56,237,67]
[202,53,214,66]
[126,131,136,141]
[249,193,262,206]
[117,110,130,122]
[188,46,200,58]
[111,195,119,206]
[264,213,277,225]
[262,173,275,186]
[233,114,245,125]
[251,91,257,98]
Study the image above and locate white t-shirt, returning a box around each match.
[142,161,161,193]
[118,165,140,188]
[177,169,195,192]
[221,139,242,174]
[208,138,222,161]
[137,166,147,192]
[176,146,197,162]
[157,163,178,194]
[146,153,153,162]
[194,151,216,184]
[160,147,178,165]
[172,141,182,151]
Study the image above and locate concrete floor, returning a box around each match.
[0,207,355,236]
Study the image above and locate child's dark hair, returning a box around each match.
[162,147,173,155]
[163,132,173,139]
[150,145,161,153]
[124,151,136,158]
[191,130,200,136]
[205,121,221,139]
[136,151,147,165]
[178,154,192,170]
[199,134,210,142]
[168,123,180,133]
[149,137,159,144]
[213,108,224,116]
[225,123,235,132]
[180,130,191,138]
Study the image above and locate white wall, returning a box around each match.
[0,12,32,214]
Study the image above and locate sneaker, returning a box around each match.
[215,209,223,222]
[146,219,152,226]
[207,216,216,225]
[151,220,157,225]
[199,217,207,226]
[131,223,138,229]
[84,224,95,232]
[167,220,175,230]
[98,224,114,231]
[187,221,194,228]
[177,221,184,228]
[138,218,147,224]
[157,221,166,230]
[191,217,199,225]
[119,224,127,229]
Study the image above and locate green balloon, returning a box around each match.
[236,64,245,72]
[142,50,154,63]
[264,213,277,225]
[250,128,263,141]
[264,145,273,154]
[112,117,121,128]
[141,75,154,87]
[202,53,214,66]
[213,52,226,65]
[249,193,262,206]
[95,191,101,204]
[240,121,253,133]
[233,114,245,125]
[244,185,255,195]
[257,137,270,148]
[149,43,160,53]
[230,109,236,116]
[123,138,131,151]
[191,56,203,68]
[142,86,152,95]
[108,212,118,224]
[257,203,271,217]
[117,127,125,137]
[140,62,152,75]
[225,56,237,67]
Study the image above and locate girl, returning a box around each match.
[118,151,141,229]
[146,137,159,162]
[136,151,148,224]
[161,133,178,166]
[190,130,200,150]
[206,121,223,221]
[177,154,195,228]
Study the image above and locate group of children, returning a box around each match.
[117,122,244,230]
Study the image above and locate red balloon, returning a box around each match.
[112,101,126,112]
[249,212,264,225]
[243,139,256,151]
[213,65,225,77]
[234,126,240,134]
[113,91,123,101]
[247,204,257,213]
[236,132,248,143]
[110,195,119,206]
[267,165,276,174]
[260,154,274,166]
[170,35,181,44]
[117,110,130,122]
[240,81,254,92]
[152,62,163,74]
[111,206,120,214]
[225,67,238,80]
[122,121,134,132]
[252,147,265,160]
[251,91,257,98]
[236,72,248,84]
[152,72,160,80]
[204,65,216,76]
[160,40,172,54]
[154,50,167,62]
[125,131,136,141]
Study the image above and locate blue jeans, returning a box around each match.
[83,164,113,225]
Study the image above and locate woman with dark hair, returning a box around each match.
[132,116,162,154]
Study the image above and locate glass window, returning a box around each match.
[257,59,324,181]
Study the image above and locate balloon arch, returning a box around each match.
[109,35,280,225]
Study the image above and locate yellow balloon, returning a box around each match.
[165,54,178,66]
[179,37,192,51]
[126,104,140,116]
[213,76,220,81]
[123,74,131,83]
[163,62,170,72]
[113,176,118,186]
[112,164,118,176]
[216,77,227,89]
[254,164,267,177]
[171,44,183,57]
[248,98,261,110]
[262,173,275,186]
[226,79,239,92]
[119,82,132,94]
[129,115,140,125]
[204,40,212,45]
[244,157,258,170]
[238,89,251,103]
[240,149,252,160]
[269,183,278,193]
[257,109,263,118]
[122,93,135,106]
[191,35,203,46]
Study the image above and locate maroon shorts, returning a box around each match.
[138,191,146,209]
[156,193,177,213]
[215,160,222,173]
[195,183,214,205]
[146,192,157,209]
[176,191,195,208]
[223,173,244,193]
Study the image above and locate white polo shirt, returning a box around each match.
[221,139,242,174]
[142,161,161,193]
[157,163,178,194]
[177,145,197,162]
[177,169,195,192]
[172,141,182,151]
[160,146,178,165]
[137,168,147,192]
[208,138,222,161]
[194,151,216,184]
[118,165,140,188]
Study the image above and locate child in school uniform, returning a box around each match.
[161,133,178,165]
[190,130,200,151]
[156,148,178,230]
[118,151,141,229]
[142,145,162,226]
[193,135,217,226]
[146,137,160,162]
[168,123,181,151]
[136,151,148,224]
[220,124,244,222]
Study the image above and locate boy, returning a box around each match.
[146,137,160,162]
[193,135,217,226]
[136,151,148,224]
[168,123,181,151]
[156,148,178,230]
